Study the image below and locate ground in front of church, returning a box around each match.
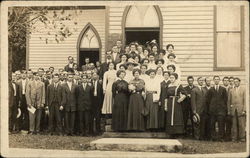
[9,133,246,154]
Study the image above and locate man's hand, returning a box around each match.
[60,106,63,111]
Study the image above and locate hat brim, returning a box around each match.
[126,62,138,66]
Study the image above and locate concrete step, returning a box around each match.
[105,125,113,132]
[90,138,182,152]
[103,132,170,139]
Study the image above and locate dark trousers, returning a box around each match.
[60,109,65,133]
[92,96,102,133]
[29,108,43,132]
[20,95,29,130]
[224,115,232,140]
[210,114,225,140]
[48,102,62,133]
[182,103,194,136]
[40,108,49,132]
[193,113,206,140]
[9,105,19,131]
[65,111,75,134]
[78,110,92,135]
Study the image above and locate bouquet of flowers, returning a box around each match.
[128,84,136,92]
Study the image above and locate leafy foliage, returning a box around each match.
[8,6,80,73]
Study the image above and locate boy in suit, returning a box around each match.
[26,72,45,134]
[17,73,29,131]
[77,74,94,136]
[47,74,63,135]
[206,76,227,141]
[9,73,20,133]
[61,73,78,136]
[191,77,206,140]
[183,76,196,137]
[91,72,104,135]
[228,78,246,142]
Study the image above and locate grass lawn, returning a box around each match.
[9,133,246,154]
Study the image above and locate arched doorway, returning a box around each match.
[122,5,163,48]
[77,23,102,68]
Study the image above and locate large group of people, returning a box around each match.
[9,40,246,142]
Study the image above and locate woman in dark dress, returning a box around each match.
[159,71,171,130]
[165,72,187,136]
[127,68,146,131]
[112,70,129,131]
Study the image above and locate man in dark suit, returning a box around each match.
[81,57,92,72]
[111,45,121,64]
[47,73,63,135]
[206,76,228,141]
[77,74,94,136]
[9,73,20,133]
[61,73,78,135]
[116,40,124,54]
[191,77,207,140]
[64,56,77,73]
[17,73,29,131]
[222,76,233,141]
[91,72,104,135]
[183,76,196,137]
[99,51,113,79]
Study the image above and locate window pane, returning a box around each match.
[217,6,241,31]
[217,33,241,67]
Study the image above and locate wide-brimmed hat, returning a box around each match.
[146,69,156,75]
[192,113,200,124]
[126,58,138,66]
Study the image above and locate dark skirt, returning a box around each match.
[145,93,159,129]
[112,93,128,131]
[166,97,184,134]
[158,104,166,129]
[127,93,145,131]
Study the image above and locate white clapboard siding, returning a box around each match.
[109,6,125,34]
[28,9,106,70]
[160,5,246,85]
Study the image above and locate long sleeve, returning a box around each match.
[242,87,246,112]
[155,81,161,101]
[61,86,66,107]
[227,90,232,114]
[41,83,45,105]
[25,82,31,106]
[191,89,196,113]
[46,85,50,106]
[112,81,117,98]
[103,72,107,91]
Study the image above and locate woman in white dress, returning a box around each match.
[102,62,117,115]
[155,66,164,82]
[166,53,181,78]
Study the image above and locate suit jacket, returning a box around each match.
[25,80,45,109]
[77,83,94,111]
[61,82,78,112]
[47,83,63,106]
[111,52,121,64]
[227,86,246,116]
[91,79,104,110]
[81,64,91,72]
[206,86,228,116]
[64,63,77,72]
[160,80,171,106]
[17,79,28,99]
[191,87,206,115]
[99,62,109,79]
[183,85,197,106]
[9,82,20,108]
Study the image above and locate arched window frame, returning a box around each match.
[121,5,163,48]
[76,23,102,65]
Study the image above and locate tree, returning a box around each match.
[8,6,80,80]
